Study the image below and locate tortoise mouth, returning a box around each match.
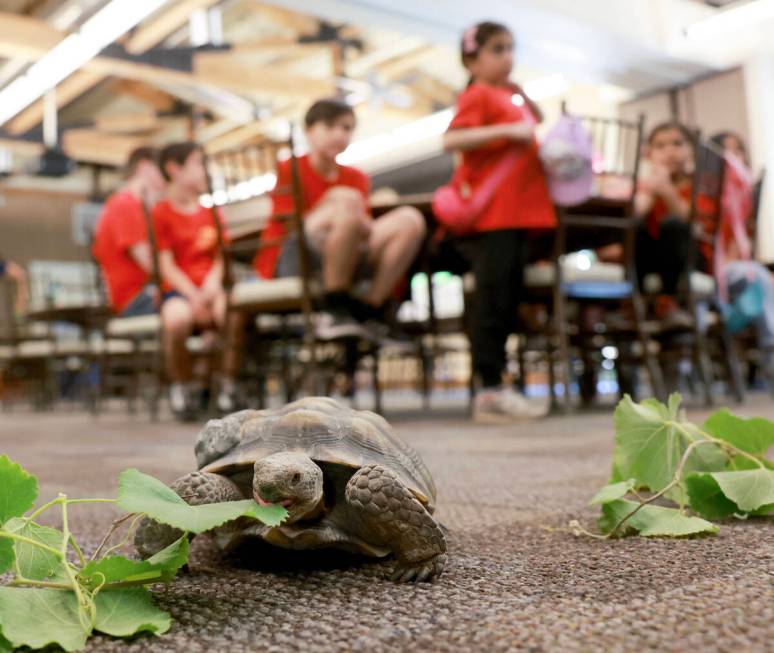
[255,494,294,509]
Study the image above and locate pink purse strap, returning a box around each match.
[467,147,521,216]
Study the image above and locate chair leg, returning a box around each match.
[717,319,745,404]
[692,331,714,407]
[546,340,559,412]
[553,295,573,413]
[631,294,666,401]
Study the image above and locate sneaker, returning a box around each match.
[315,309,370,341]
[473,387,545,424]
[169,383,198,422]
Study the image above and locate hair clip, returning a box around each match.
[462,25,478,54]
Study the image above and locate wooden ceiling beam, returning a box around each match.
[93,111,160,134]
[0,11,62,59]
[61,129,148,167]
[7,71,105,135]
[125,0,220,54]
[193,50,334,97]
[109,79,177,112]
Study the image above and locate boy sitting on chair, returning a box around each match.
[153,142,243,419]
[254,98,426,340]
[93,147,165,317]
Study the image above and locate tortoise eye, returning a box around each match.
[291,473,301,485]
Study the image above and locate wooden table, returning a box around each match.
[26,304,111,330]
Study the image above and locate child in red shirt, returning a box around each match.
[442,21,554,423]
[154,142,243,418]
[93,147,164,316]
[254,98,426,340]
[634,122,695,327]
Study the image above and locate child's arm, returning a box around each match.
[159,251,201,300]
[443,122,534,152]
[512,82,543,123]
[200,257,224,300]
[128,243,153,274]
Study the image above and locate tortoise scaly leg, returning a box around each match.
[345,464,447,582]
[134,471,243,558]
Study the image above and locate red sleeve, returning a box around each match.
[112,196,147,251]
[151,203,172,251]
[448,85,488,130]
[272,159,294,217]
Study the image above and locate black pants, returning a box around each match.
[635,217,692,295]
[445,230,530,388]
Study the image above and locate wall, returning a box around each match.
[0,188,89,266]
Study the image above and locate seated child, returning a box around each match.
[253,98,426,340]
[93,147,165,316]
[634,122,695,328]
[0,256,28,315]
[153,142,243,418]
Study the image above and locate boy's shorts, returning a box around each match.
[275,232,373,281]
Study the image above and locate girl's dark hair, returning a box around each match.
[710,131,749,165]
[159,141,201,181]
[460,21,512,66]
[304,98,355,128]
[647,121,695,146]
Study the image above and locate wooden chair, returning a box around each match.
[205,138,387,409]
[520,107,666,410]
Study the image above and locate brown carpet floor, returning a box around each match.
[1,397,772,652]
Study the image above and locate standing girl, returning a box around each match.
[443,21,555,423]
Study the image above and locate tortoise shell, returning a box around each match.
[196,397,436,509]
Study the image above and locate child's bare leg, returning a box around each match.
[313,187,370,292]
[366,206,426,307]
[161,297,195,382]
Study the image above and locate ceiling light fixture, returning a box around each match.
[0,0,168,127]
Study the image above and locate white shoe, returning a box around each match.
[473,387,545,424]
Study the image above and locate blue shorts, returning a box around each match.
[162,290,183,304]
[120,286,157,317]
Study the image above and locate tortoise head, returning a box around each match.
[253,452,323,524]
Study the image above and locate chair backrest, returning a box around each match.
[203,137,311,297]
[0,278,17,344]
[690,138,726,273]
[560,101,645,208]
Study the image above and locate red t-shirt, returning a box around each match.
[92,190,148,313]
[446,82,555,231]
[644,180,693,239]
[153,200,225,287]
[253,154,371,278]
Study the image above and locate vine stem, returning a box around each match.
[605,439,709,537]
[9,578,73,590]
[100,514,144,560]
[89,512,137,562]
[58,495,94,631]
[606,421,767,537]
[0,531,64,558]
[26,497,116,522]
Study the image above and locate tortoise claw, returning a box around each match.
[390,554,446,583]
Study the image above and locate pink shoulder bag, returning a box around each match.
[432,148,520,236]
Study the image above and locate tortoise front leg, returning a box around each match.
[134,471,242,558]
[345,465,447,582]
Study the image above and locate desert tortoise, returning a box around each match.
[134,397,446,582]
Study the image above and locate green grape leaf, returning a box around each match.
[3,518,68,581]
[93,588,171,638]
[726,455,774,471]
[704,409,774,456]
[599,499,718,537]
[117,468,287,533]
[685,473,740,520]
[588,479,636,506]
[0,540,13,576]
[709,469,774,512]
[612,394,726,502]
[79,536,189,590]
[0,588,88,652]
[0,456,38,525]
